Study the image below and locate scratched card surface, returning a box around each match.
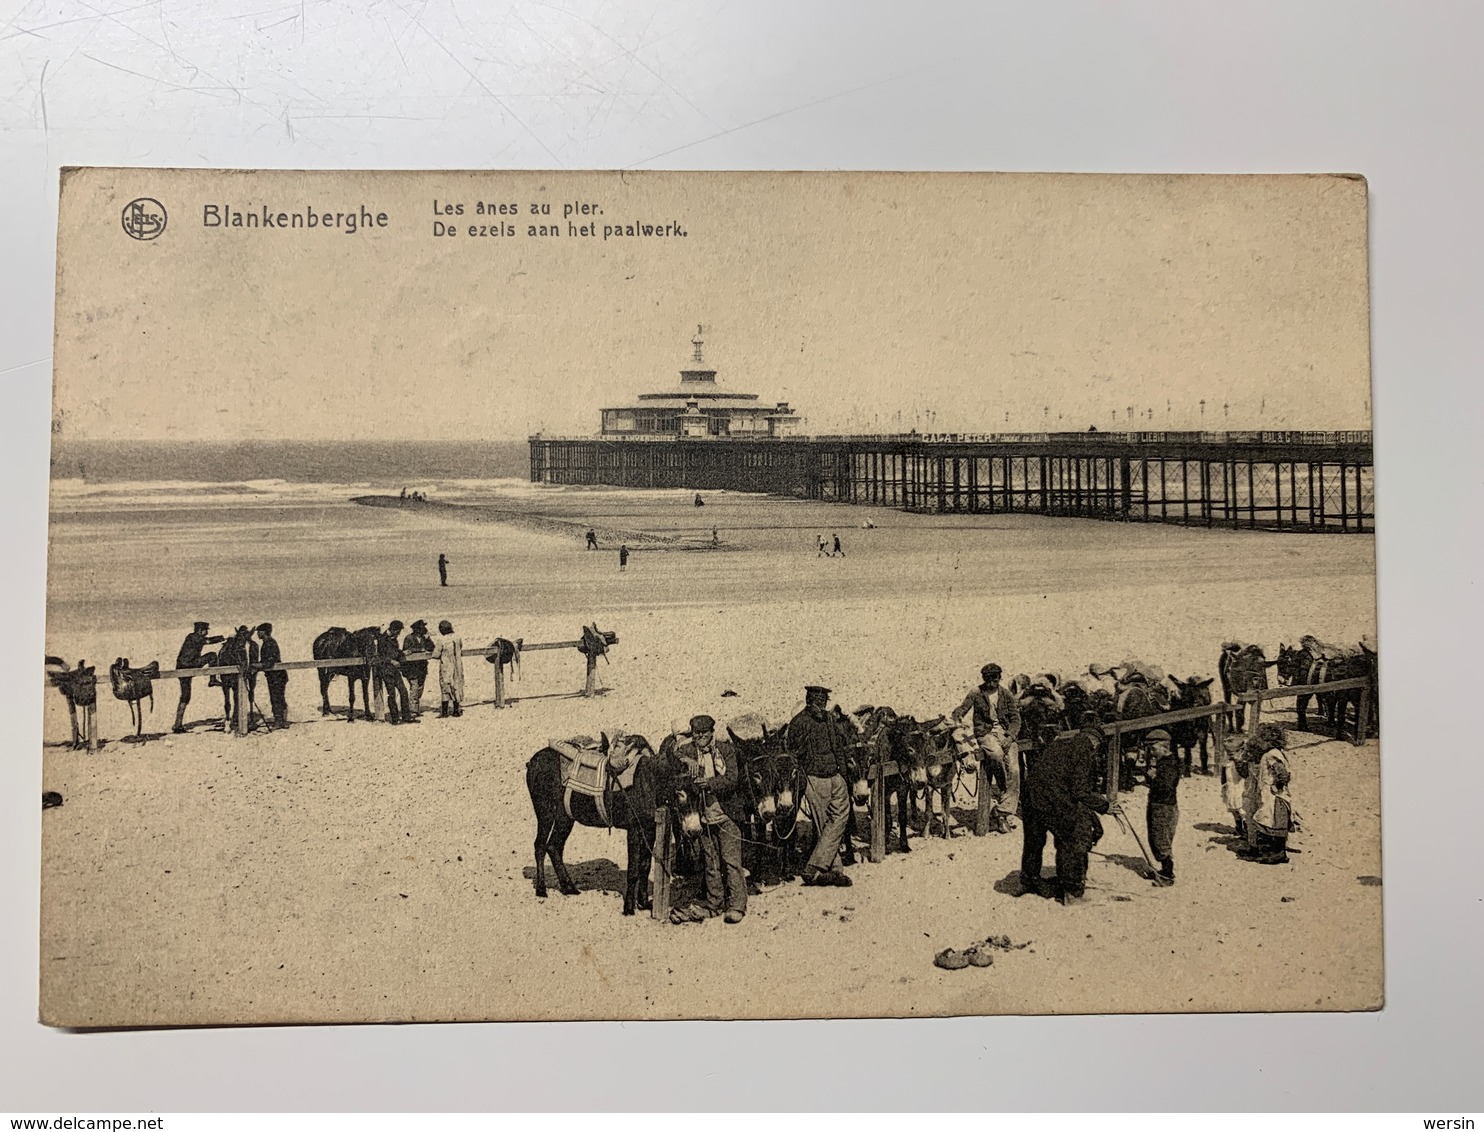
[43,169,1379,1026]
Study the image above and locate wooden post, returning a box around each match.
[583,652,598,698]
[1106,725,1122,806]
[372,667,386,722]
[1356,685,1371,745]
[85,703,97,752]
[869,763,887,864]
[493,659,506,708]
[975,757,993,836]
[650,807,673,923]
[1212,705,1228,775]
[1246,694,1262,737]
[236,662,249,735]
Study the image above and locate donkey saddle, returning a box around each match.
[49,662,98,707]
[552,734,639,825]
[110,658,160,707]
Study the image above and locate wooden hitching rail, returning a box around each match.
[47,631,618,747]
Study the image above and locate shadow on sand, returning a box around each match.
[522,857,628,898]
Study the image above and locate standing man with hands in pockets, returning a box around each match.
[786,685,855,888]
[673,715,747,924]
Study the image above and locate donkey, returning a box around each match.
[843,706,916,857]
[313,626,380,722]
[884,714,980,840]
[1167,675,1216,776]
[1277,637,1371,739]
[1219,642,1278,731]
[724,719,799,887]
[525,733,673,916]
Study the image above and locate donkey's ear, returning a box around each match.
[1197,678,1215,689]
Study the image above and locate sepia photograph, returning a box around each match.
[39,167,1379,1028]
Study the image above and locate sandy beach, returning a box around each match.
[39,481,1382,1025]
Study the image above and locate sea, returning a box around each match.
[49,439,532,485]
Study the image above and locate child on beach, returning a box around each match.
[431,620,465,717]
[1144,729,1180,884]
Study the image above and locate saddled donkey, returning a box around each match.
[1219,641,1278,731]
[1277,636,1371,738]
[1112,670,1170,790]
[1012,675,1069,752]
[1167,675,1216,776]
[313,626,380,721]
[526,733,672,915]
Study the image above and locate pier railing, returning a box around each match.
[531,430,1375,533]
[530,429,1373,446]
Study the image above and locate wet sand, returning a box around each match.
[39,483,1381,1025]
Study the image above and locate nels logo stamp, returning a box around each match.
[121,197,167,241]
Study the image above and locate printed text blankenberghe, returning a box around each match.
[203,204,388,233]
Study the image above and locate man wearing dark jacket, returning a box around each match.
[785,685,854,887]
[956,663,1023,834]
[173,621,224,733]
[402,619,433,716]
[674,715,747,922]
[255,623,289,728]
[1144,729,1180,883]
[1017,718,1109,904]
[375,621,416,725]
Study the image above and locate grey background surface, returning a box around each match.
[2,0,1480,1111]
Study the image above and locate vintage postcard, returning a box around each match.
[41,169,1379,1026]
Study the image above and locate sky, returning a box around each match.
[52,169,1372,441]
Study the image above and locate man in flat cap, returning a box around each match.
[1017,715,1109,904]
[374,621,416,725]
[173,621,225,733]
[955,663,1023,834]
[785,685,854,887]
[255,623,289,729]
[674,714,747,923]
[1143,729,1180,884]
[402,619,433,717]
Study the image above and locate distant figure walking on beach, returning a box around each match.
[400,487,407,500]
[712,526,719,546]
[817,534,828,557]
[694,493,705,508]
[586,528,598,550]
[173,621,224,734]
[255,623,289,729]
[402,619,432,716]
[437,553,449,587]
[619,544,630,572]
[431,620,465,717]
[832,533,843,557]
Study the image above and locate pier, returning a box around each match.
[529,430,1374,533]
